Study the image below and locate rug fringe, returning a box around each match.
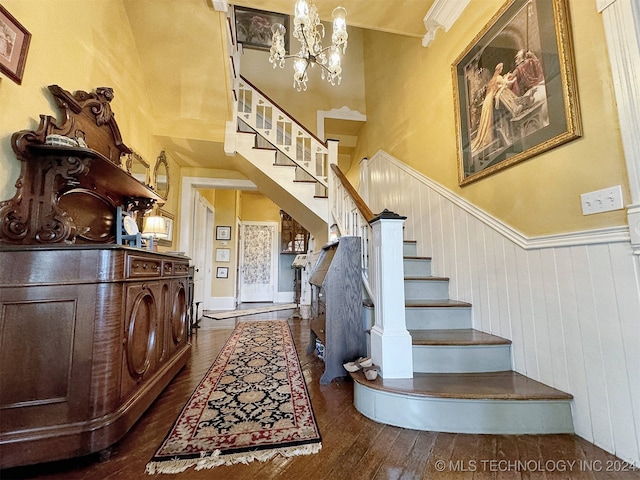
[145,443,322,475]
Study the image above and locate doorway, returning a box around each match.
[238,221,278,303]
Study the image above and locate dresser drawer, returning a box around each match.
[164,261,189,277]
[126,255,162,278]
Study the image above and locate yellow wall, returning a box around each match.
[212,190,237,298]
[0,0,164,199]
[240,191,281,222]
[352,0,628,237]
[241,25,366,136]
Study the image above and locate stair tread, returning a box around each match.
[405,299,471,308]
[405,276,449,281]
[350,370,573,401]
[409,328,510,346]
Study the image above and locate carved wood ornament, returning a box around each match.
[0,85,162,245]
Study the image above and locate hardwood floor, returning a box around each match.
[2,309,638,479]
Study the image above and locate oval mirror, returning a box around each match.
[154,151,170,200]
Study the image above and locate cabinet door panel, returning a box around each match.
[121,284,158,401]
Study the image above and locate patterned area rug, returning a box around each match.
[145,320,321,474]
[203,303,297,320]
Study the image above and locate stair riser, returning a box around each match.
[404,279,449,300]
[412,345,512,373]
[403,242,417,257]
[403,258,432,277]
[353,385,574,434]
[405,307,471,330]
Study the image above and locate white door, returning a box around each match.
[192,192,214,310]
[239,222,278,303]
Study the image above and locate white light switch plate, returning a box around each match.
[581,185,624,215]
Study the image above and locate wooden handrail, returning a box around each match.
[240,75,327,148]
[330,164,375,223]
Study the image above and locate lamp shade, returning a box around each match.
[142,215,168,238]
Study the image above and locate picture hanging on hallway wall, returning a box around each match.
[452,0,582,185]
[0,5,31,84]
[234,6,289,52]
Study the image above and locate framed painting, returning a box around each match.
[216,267,229,279]
[0,5,31,84]
[234,6,289,52]
[452,0,581,185]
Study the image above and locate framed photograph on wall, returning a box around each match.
[216,267,229,279]
[0,5,31,84]
[234,6,289,52]
[216,225,231,240]
[215,248,230,262]
[452,0,582,185]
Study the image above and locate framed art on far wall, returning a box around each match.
[234,6,289,52]
[452,0,581,185]
[216,225,231,240]
[216,267,229,279]
[0,5,31,84]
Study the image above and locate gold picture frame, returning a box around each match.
[452,0,582,185]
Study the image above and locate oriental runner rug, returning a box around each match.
[145,320,321,474]
[203,303,297,320]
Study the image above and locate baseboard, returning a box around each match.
[276,291,294,303]
[209,297,235,311]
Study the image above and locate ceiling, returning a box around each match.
[122,0,435,171]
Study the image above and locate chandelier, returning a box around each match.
[268,0,348,91]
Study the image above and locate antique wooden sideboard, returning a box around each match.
[0,85,191,468]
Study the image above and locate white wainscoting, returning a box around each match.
[366,150,640,466]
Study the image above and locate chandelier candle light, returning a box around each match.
[269,0,347,91]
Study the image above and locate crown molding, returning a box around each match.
[422,0,470,47]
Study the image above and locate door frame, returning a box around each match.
[238,220,279,304]
[179,176,257,310]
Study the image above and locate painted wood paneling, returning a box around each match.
[365,151,640,466]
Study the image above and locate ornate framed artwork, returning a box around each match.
[0,5,31,85]
[234,6,289,52]
[216,225,231,240]
[452,0,581,185]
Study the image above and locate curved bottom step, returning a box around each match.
[351,371,574,435]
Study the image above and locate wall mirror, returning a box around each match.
[125,151,150,185]
[154,151,170,200]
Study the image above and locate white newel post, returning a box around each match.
[369,210,414,379]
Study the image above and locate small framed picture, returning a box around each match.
[216,248,230,262]
[216,267,229,279]
[216,225,231,240]
[0,5,31,85]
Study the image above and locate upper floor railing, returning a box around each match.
[236,76,330,192]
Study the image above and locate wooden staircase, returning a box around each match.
[352,240,574,434]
